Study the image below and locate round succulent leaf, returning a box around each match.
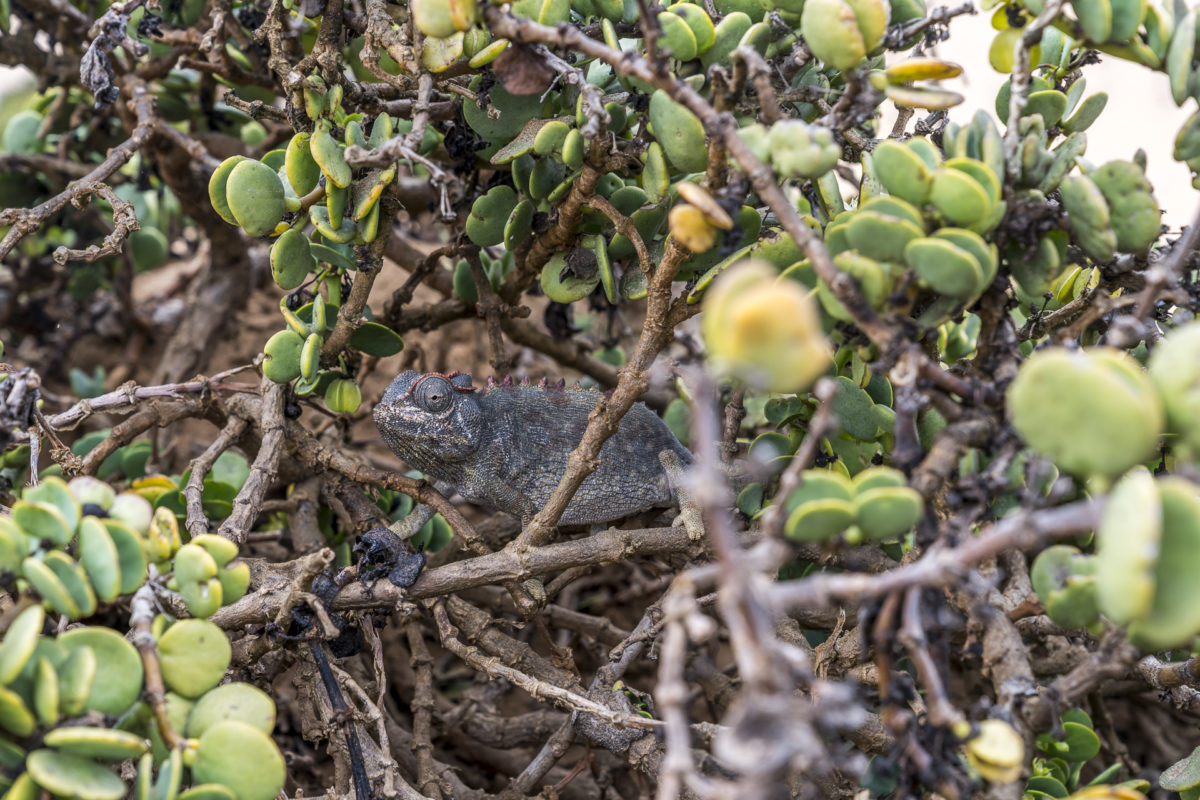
[817,251,890,320]
[782,470,854,514]
[528,157,566,201]
[225,160,286,238]
[12,500,73,546]
[532,119,570,156]
[1006,348,1163,480]
[1128,478,1200,650]
[1149,322,1200,453]
[180,578,223,619]
[800,0,868,71]
[55,644,95,718]
[1030,544,1088,598]
[884,57,962,82]
[1090,160,1161,253]
[859,195,925,229]
[186,682,276,738]
[1057,721,1101,762]
[1071,0,1112,42]
[25,750,126,800]
[504,200,534,252]
[174,543,219,586]
[736,482,764,517]
[421,31,465,72]
[1044,576,1100,629]
[218,562,251,605]
[268,230,314,292]
[904,237,986,298]
[33,655,58,726]
[1058,173,1112,246]
[0,518,30,572]
[932,228,997,286]
[466,185,519,247]
[870,140,933,205]
[190,534,239,568]
[154,746,185,800]
[648,91,708,174]
[262,330,305,384]
[57,627,143,716]
[671,3,716,52]
[192,721,286,800]
[348,321,404,357]
[1162,745,1200,792]
[4,773,36,800]
[76,517,121,603]
[23,477,81,533]
[620,267,648,300]
[943,157,1001,205]
[844,210,923,262]
[157,619,231,698]
[1095,466,1160,624]
[462,82,544,147]
[1024,90,1069,126]
[285,133,320,196]
[850,465,904,493]
[1062,92,1108,134]
[831,375,882,441]
[784,498,857,542]
[540,254,599,303]
[0,735,25,773]
[44,727,149,761]
[468,38,510,68]
[657,11,698,60]
[854,486,923,539]
[0,686,33,737]
[207,156,247,227]
[0,605,42,686]
[700,11,748,68]
[928,168,991,226]
[22,557,80,618]
[101,519,148,595]
[179,786,241,800]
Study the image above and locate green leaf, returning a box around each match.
[348,322,404,357]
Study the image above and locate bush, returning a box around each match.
[0,0,1199,795]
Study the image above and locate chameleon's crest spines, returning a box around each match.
[554,378,566,390]
[521,376,530,386]
[538,377,549,388]
[487,375,498,387]
[502,375,514,386]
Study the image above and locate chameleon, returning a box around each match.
[373,370,694,526]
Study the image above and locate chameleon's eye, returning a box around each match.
[415,377,453,413]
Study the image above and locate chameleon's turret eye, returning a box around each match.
[415,376,454,413]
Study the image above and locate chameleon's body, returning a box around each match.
[373,371,693,525]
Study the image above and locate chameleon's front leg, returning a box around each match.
[660,450,706,541]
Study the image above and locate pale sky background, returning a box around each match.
[925,6,1198,229]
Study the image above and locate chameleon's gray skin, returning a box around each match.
[373,370,693,526]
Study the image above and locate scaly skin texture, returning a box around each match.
[373,371,693,525]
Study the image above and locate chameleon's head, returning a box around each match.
[373,371,484,469]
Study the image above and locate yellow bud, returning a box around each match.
[669,203,719,253]
[702,260,831,393]
[964,719,1024,784]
